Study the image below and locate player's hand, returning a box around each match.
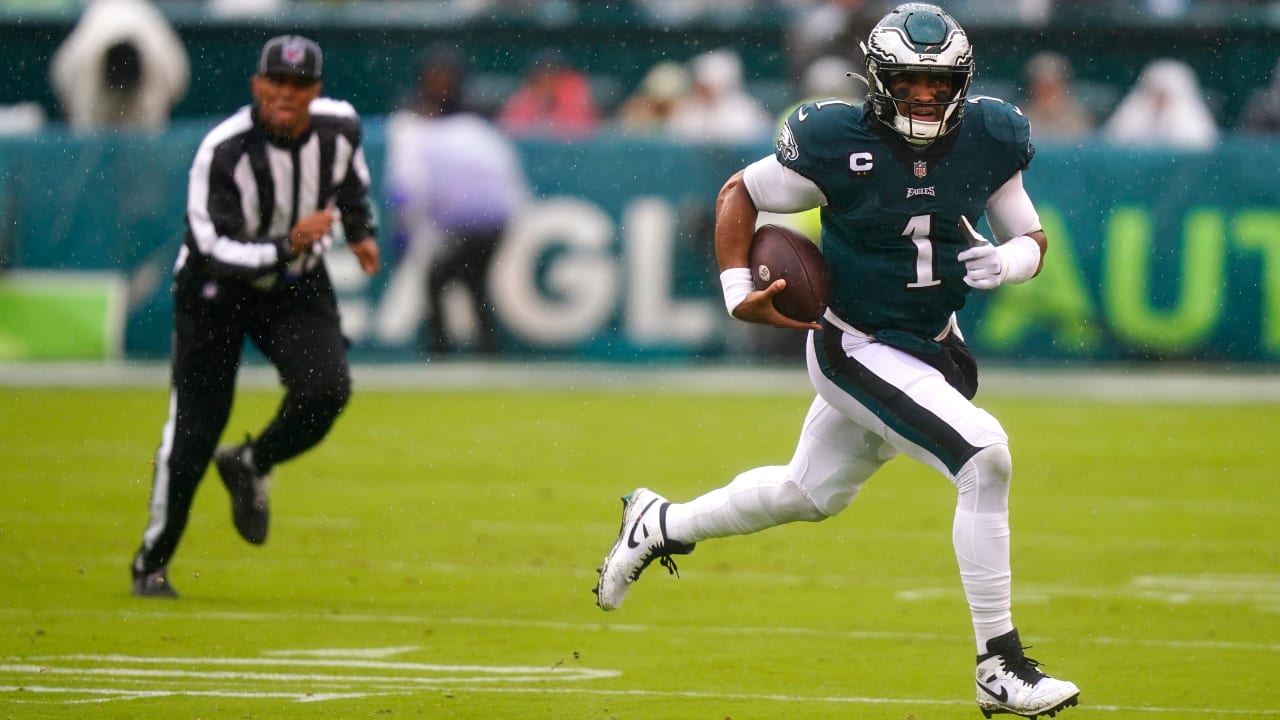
[350,237,380,274]
[289,210,335,254]
[958,243,1005,289]
[733,279,822,330]
[956,216,1005,289]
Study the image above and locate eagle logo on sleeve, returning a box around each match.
[776,120,799,163]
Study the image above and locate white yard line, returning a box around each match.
[3,679,1278,715]
[2,360,1279,402]
[3,607,1278,653]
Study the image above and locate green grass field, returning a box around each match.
[2,370,1278,719]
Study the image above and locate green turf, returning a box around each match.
[1,381,1278,719]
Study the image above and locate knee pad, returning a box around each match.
[954,443,1012,514]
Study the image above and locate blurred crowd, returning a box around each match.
[5,0,1279,144]
[3,0,1272,21]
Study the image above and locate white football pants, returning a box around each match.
[665,323,1016,651]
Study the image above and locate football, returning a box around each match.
[748,224,831,322]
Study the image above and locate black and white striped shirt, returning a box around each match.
[176,97,376,283]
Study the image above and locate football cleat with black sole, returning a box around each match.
[593,487,694,611]
[976,628,1079,719]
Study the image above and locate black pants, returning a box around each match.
[425,228,502,354]
[133,266,351,573]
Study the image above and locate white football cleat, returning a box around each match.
[593,488,694,611]
[976,629,1080,719]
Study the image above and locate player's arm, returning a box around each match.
[713,170,757,273]
[715,155,825,330]
[957,171,1046,289]
[986,170,1047,266]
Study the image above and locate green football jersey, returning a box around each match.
[775,97,1034,338]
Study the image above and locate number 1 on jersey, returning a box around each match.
[903,214,941,289]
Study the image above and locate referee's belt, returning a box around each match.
[251,252,323,291]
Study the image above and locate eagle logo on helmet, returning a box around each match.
[861,3,974,146]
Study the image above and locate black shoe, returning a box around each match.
[214,440,270,545]
[131,564,179,598]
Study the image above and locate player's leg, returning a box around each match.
[664,393,894,542]
[595,330,895,610]
[132,278,244,595]
[812,329,1013,642]
[456,228,503,354]
[811,323,1078,717]
[424,234,464,353]
[249,268,352,473]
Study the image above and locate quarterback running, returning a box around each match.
[593,4,1080,719]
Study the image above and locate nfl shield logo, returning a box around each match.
[283,39,307,65]
[913,160,928,178]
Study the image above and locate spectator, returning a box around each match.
[667,49,773,144]
[386,47,532,355]
[1240,57,1280,134]
[392,46,488,119]
[498,49,600,138]
[803,54,865,104]
[614,60,691,135]
[49,0,189,131]
[1018,51,1094,141]
[785,0,889,89]
[1102,58,1218,150]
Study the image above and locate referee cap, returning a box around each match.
[258,35,323,81]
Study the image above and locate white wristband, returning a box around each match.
[720,267,755,316]
[997,235,1042,284]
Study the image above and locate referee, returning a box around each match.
[130,35,381,597]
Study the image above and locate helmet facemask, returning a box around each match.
[861,3,974,146]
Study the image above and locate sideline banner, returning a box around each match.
[2,124,1278,364]
[0,271,126,360]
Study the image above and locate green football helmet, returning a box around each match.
[860,3,974,145]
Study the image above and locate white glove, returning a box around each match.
[956,216,1041,289]
[958,245,1004,289]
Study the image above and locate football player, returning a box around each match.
[593,4,1080,719]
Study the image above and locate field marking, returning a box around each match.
[263,646,422,659]
[0,652,621,705]
[6,678,1279,716]
[5,648,1279,716]
[11,654,620,681]
[0,685,386,704]
[423,686,1280,716]
[4,361,1280,403]
[898,573,1280,611]
[4,607,1279,653]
